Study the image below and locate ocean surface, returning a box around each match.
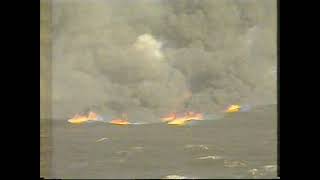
[41,104,278,179]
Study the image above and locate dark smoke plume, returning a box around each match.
[50,0,277,121]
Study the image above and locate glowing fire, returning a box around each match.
[110,119,130,125]
[185,112,204,121]
[161,113,177,122]
[225,105,241,113]
[167,118,189,125]
[161,111,204,125]
[110,113,130,125]
[68,111,101,124]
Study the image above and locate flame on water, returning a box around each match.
[225,105,241,113]
[161,113,177,122]
[68,114,88,124]
[68,111,102,124]
[161,111,204,125]
[110,113,130,125]
[67,104,241,125]
[110,119,130,125]
[167,119,189,126]
[185,112,204,121]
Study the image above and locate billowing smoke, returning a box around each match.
[51,0,277,121]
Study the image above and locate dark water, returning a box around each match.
[44,104,277,179]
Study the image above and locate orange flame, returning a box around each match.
[68,111,101,124]
[160,113,177,122]
[110,119,130,125]
[185,112,204,121]
[161,111,204,125]
[110,113,130,125]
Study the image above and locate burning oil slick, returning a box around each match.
[67,104,243,126]
[68,111,103,124]
[51,0,277,121]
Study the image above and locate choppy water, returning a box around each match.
[42,104,278,179]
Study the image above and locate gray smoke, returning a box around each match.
[51,0,277,121]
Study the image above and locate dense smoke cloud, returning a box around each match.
[51,0,277,121]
